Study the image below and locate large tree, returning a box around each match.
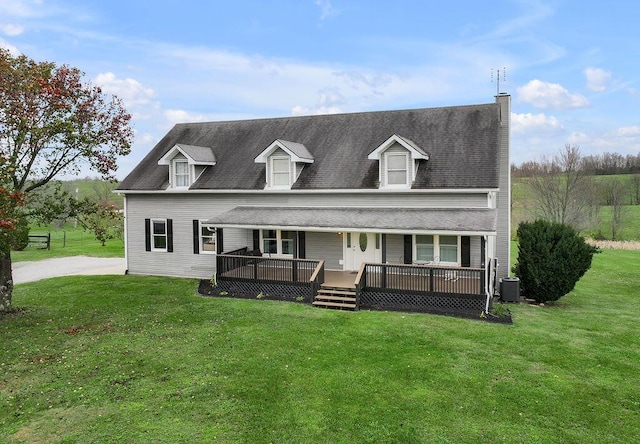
[0,49,132,311]
[526,144,597,229]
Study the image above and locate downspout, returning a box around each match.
[484,234,491,313]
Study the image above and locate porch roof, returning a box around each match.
[206,206,497,235]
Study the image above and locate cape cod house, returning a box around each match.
[116,94,511,316]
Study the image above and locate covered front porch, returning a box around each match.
[207,205,499,316]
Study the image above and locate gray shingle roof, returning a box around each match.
[206,206,497,233]
[117,103,500,191]
[175,144,217,164]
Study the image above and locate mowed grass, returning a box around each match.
[12,224,124,262]
[2,250,639,443]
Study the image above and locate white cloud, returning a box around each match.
[584,67,612,92]
[567,132,591,145]
[0,23,24,36]
[94,72,156,108]
[0,37,19,55]
[616,125,640,137]
[315,0,338,21]
[517,79,589,110]
[511,112,563,134]
[163,109,216,126]
[291,105,342,116]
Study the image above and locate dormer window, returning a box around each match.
[158,144,216,189]
[385,152,409,186]
[271,156,292,187]
[174,159,190,187]
[255,139,314,190]
[368,134,429,189]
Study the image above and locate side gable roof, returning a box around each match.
[117,103,500,191]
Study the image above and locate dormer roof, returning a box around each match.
[367,134,430,160]
[254,139,314,164]
[158,144,217,166]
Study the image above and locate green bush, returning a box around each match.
[513,219,599,303]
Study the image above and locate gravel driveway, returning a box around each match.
[12,256,126,284]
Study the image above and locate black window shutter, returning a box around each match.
[297,231,306,259]
[403,235,412,264]
[167,219,173,253]
[217,228,224,254]
[381,233,387,263]
[193,220,200,254]
[480,237,486,268]
[253,230,260,251]
[145,219,151,251]
[461,236,471,267]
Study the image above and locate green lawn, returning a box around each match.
[12,224,124,262]
[2,249,639,443]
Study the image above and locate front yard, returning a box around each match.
[1,249,639,443]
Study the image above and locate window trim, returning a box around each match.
[269,155,292,189]
[384,151,410,187]
[413,234,460,265]
[173,159,191,188]
[151,218,168,252]
[260,229,295,257]
[199,221,217,255]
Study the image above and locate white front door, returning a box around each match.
[345,232,379,271]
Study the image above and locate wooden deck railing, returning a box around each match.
[216,253,324,285]
[358,263,485,295]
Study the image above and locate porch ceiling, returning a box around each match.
[206,206,497,234]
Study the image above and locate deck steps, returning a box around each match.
[313,286,357,310]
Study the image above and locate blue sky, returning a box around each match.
[1,0,639,179]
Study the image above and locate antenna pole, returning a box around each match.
[492,67,507,95]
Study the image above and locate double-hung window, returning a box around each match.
[271,157,291,187]
[415,235,435,262]
[385,152,409,186]
[439,236,458,263]
[261,230,295,256]
[151,219,168,252]
[174,159,190,187]
[413,234,459,265]
[200,222,216,254]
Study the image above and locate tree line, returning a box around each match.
[512,152,640,177]
[515,144,637,240]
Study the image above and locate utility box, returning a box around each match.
[501,277,520,303]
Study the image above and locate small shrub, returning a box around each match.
[256,292,264,299]
[513,219,599,303]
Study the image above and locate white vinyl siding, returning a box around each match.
[123,192,491,279]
